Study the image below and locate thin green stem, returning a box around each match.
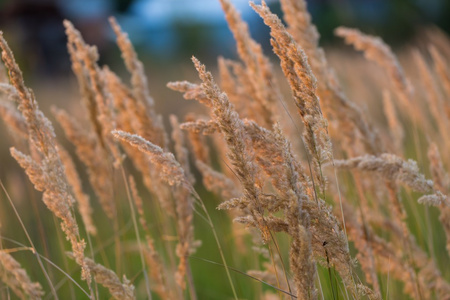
[119,165,153,299]
[0,180,59,300]
[191,190,238,300]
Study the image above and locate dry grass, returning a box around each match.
[0,0,449,299]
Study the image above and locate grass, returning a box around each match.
[0,0,449,299]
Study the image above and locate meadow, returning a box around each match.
[0,0,449,299]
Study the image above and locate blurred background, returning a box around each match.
[0,0,450,79]
[1,2,450,298]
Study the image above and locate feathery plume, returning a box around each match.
[109,17,167,149]
[0,57,6,82]
[217,57,248,117]
[272,124,317,299]
[279,0,324,77]
[191,56,271,242]
[219,0,282,128]
[418,192,448,207]
[279,0,380,155]
[428,143,449,193]
[428,144,450,255]
[103,67,135,133]
[103,68,174,217]
[0,251,44,300]
[167,81,211,108]
[382,90,403,154]
[429,45,450,118]
[195,160,241,200]
[67,253,135,300]
[0,32,91,284]
[412,50,449,143]
[335,27,425,126]
[170,115,194,185]
[53,107,116,219]
[334,154,434,193]
[183,113,211,165]
[338,200,380,296]
[64,20,121,163]
[0,98,28,140]
[113,130,188,188]
[251,1,332,195]
[180,119,219,135]
[57,144,97,236]
[169,115,199,290]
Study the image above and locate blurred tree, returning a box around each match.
[0,0,68,76]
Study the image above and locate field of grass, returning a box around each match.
[0,0,449,299]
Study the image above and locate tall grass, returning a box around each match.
[0,0,449,299]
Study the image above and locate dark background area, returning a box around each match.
[0,0,449,78]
